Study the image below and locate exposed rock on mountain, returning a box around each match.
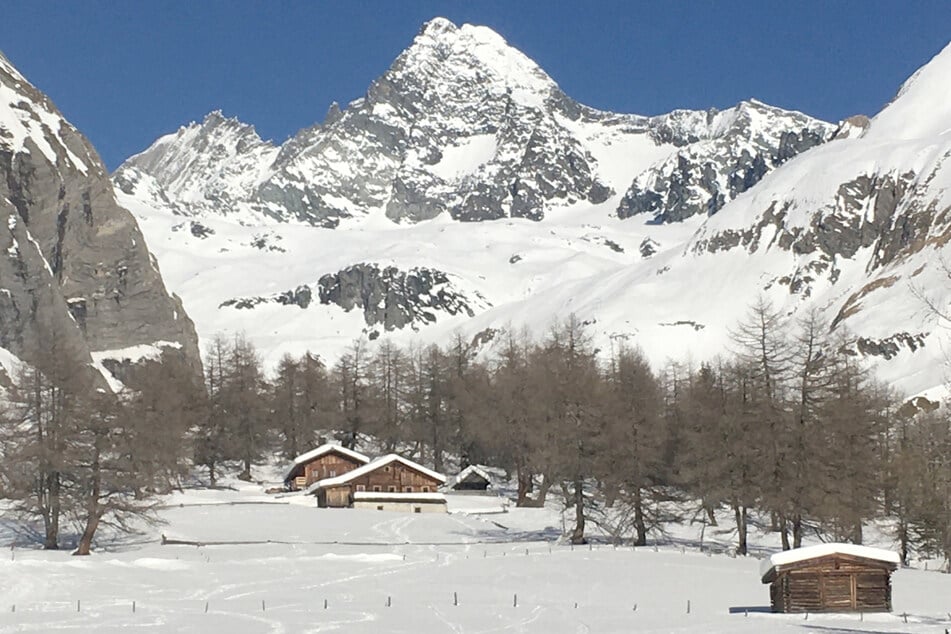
[113,20,951,398]
[117,19,830,229]
[617,101,835,223]
[0,51,200,387]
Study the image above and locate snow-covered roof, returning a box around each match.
[306,454,447,492]
[449,464,506,488]
[353,491,446,502]
[282,444,370,481]
[760,543,901,579]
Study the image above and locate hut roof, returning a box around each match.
[760,543,900,581]
[305,454,447,493]
[282,444,370,481]
[448,464,506,488]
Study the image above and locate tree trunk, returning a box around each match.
[532,475,552,507]
[515,466,532,507]
[850,521,863,545]
[633,487,648,546]
[208,462,217,488]
[569,477,586,545]
[897,517,909,566]
[75,438,103,556]
[43,473,61,550]
[779,514,791,551]
[75,512,101,556]
[792,514,804,549]
[705,505,718,527]
[734,505,748,556]
[238,457,252,481]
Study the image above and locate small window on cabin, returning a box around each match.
[356,485,365,492]
[329,470,337,477]
[422,487,430,493]
[384,466,391,472]
[414,507,422,513]
[388,486,396,492]
[404,486,413,493]
[373,486,381,492]
[377,505,384,511]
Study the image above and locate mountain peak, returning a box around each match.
[865,41,951,141]
[389,18,555,110]
[419,16,458,37]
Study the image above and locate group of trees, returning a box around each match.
[1,299,950,569]
[188,305,951,568]
[0,341,201,555]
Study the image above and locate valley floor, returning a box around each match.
[0,481,949,633]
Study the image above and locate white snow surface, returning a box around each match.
[759,543,902,578]
[115,25,951,399]
[0,478,948,633]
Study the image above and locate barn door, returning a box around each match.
[821,574,852,611]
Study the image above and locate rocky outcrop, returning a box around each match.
[0,52,201,387]
[617,101,835,223]
[317,264,480,331]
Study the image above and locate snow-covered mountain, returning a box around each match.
[115,18,951,397]
[0,51,200,389]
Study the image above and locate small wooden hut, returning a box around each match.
[760,544,900,613]
[307,454,447,512]
[282,444,370,491]
[448,464,506,494]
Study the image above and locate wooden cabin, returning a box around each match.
[307,454,447,512]
[760,544,900,613]
[448,464,506,494]
[282,444,370,491]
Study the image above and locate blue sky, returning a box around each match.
[3,1,950,169]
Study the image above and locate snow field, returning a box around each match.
[0,486,949,633]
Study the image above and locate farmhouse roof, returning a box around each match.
[282,443,370,480]
[305,454,447,493]
[759,543,901,580]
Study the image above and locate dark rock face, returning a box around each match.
[317,264,478,331]
[0,53,201,384]
[618,101,834,223]
[219,263,481,332]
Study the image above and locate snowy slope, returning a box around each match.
[115,20,951,397]
[0,483,949,633]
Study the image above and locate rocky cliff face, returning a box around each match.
[0,52,201,388]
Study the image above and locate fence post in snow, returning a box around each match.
[324,599,328,610]
[386,596,391,608]
[204,601,209,613]
[262,600,266,612]
[133,601,136,613]
[513,594,518,608]
[77,600,80,613]
[686,600,690,614]
[453,592,458,606]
